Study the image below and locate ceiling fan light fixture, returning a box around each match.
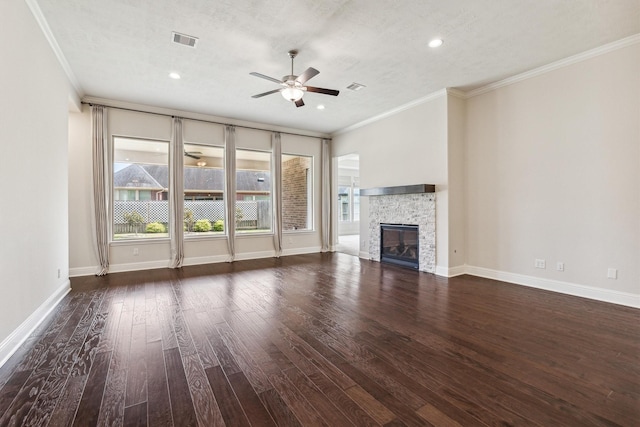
[281,87,304,101]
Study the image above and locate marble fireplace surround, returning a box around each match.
[361,184,436,273]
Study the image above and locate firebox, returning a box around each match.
[380,223,419,270]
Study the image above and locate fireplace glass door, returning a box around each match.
[380,224,419,269]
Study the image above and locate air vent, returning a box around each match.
[347,82,366,91]
[172,31,198,48]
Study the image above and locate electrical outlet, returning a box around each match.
[133,248,139,256]
[535,259,546,269]
[556,262,564,272]
[607,268,617,279]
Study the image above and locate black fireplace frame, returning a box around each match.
[380,223,419,270]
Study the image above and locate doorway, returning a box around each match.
[336,154,360,256]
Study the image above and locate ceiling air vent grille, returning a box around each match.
[347,82,366,91]
[172,32,198,48]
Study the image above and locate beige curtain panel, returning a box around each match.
[224,125,237,261]
[169,117,184,268]
[272,132,282,257]
[321,139,331,252]
[91,105,110,275]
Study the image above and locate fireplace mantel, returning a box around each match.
[360,184,435,196]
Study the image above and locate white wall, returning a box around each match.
[332,40,639,307]
[68,102,325,275]
[0,0,72,355]
[466,43,639,301]
[446,94,467,270]
[332,93,450,270]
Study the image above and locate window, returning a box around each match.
[236,149,271,233]
[113,137,169,240]
[183,144,225,236]
[338,176,359,222]
[282,154,313,231]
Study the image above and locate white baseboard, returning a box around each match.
[464,265,640,309]
[358,251,370,259]
[70,260,170,277]
[182,255,230,266]
[282,246,322,256]
[0,281,71,368]
[435,265,467,277]
[69,266,100,277]
[234,250,276,261]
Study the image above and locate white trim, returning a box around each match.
[25,0,83,98]
[333,89,447,135]
[234,250,277,261]
[109,260,171,273]
[182,255,230,266]
[435,265,467,277]
[331,35,640,135]
[446,88,467,99]
[69,266,102,277]
[465,33,640,98]
[83,96,330,139]
[282,246,322,256]
[435,266,448,277]
[70,249,328,276]
[358,250,370,259]
[0,281,71,368]
[465,265,640,309]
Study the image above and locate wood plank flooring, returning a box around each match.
[1,253,638,426]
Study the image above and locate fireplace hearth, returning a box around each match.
[380,223,419,270]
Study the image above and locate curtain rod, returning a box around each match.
[81,101,330,140]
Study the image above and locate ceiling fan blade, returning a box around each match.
[295,67,319,85]
[185,153,201,159]
[252,88,283,98]
[250,72,283,84]
[305,86,340,96]
[294,99,305,108]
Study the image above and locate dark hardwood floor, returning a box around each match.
[1,253,638,426]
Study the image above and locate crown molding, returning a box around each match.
[25,0,83,98]
[82,96,331,139]
[333,33,640,132]
[465,33,640,98]
[446,88,467,99]
[332,89,448,136]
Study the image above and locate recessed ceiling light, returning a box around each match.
[169,72,181,80]
[317,105,325,110]
[428,39,443,48]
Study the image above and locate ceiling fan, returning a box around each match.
[184,150,201,159]
[250,50,339,107]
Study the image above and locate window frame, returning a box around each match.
[182,142,226,240]
[110,135,171,243]
[281,153,314,233]
[235,148,274,235]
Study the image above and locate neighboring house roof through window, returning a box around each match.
[113,164,271,192]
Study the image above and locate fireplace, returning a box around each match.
[380,223,419,270]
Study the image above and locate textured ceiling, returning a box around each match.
[34,0,640,134]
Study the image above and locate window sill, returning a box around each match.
[236,232,273,238]
[185,233,227,240]
[283,229,316,235]
[110,238,170,246]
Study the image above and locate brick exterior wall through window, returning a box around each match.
[282,156,311,230]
